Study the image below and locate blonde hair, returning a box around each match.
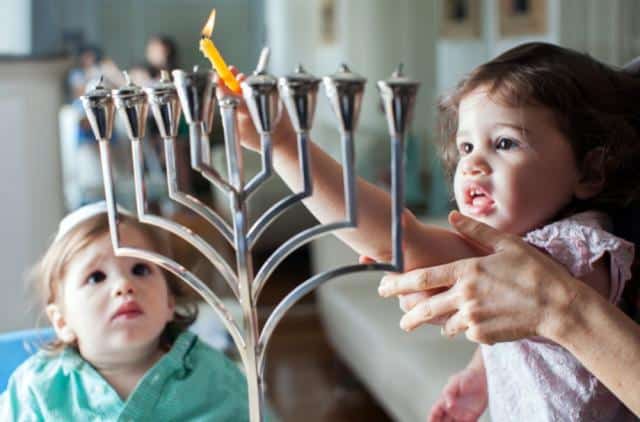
[30,213,198,352]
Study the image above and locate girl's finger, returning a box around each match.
[400,287,459,331]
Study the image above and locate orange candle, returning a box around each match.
[200,8,241,94]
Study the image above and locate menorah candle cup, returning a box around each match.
[112,73,149,140]
[80,77,115,141]
[377,64,420,137]
[172,67,216,129]
[277,65,320,133]
[144,70,182,139]
[322,64,366,134]
[241,49,281,135]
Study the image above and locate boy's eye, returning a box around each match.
[87,271,106,284]
[458,142,473,155]
[132,263,152,277]
[496,137,517,150]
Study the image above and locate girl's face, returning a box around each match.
[50,225,175,362]
[453,87,581,235]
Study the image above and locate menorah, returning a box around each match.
[80,48,419,421]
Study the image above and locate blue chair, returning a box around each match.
[0,328,55,392]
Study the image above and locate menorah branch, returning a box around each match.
[81,56,419,422]
[247,131,312,248]
[130,139,240,298]
[163,136,235,245]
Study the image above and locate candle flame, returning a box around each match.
[201,8,216,38]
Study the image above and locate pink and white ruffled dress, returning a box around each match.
[481,211,636,422]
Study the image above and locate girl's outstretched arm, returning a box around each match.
[222,67,478,269]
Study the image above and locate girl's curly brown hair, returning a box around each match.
[30,213,198,352]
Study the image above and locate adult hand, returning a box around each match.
[359,255,449,323]
[378,211,576,344]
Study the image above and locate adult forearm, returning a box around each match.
[550,283,640,415]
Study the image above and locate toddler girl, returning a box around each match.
[224,42,639,421]
[421,42,640,422]
[0,202,252,421]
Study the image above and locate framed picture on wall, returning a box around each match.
[499,0,547,37]
[320,0,337,45]
[440,0,482,39]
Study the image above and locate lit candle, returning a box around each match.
[199,8,241,94]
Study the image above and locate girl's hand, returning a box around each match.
[378,211,576,344]
[428,365,488,422]
[215,66,296,153]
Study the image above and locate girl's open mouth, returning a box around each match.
[464,185,495,215]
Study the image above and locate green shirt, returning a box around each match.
[0,332,261,421]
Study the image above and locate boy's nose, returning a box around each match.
[113,277,136,297]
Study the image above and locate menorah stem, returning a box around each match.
[232,195,264,422]
[391,135,405,271]
[341,131,357,223]
[220,98,244,191]
[98,140,121,250]
[219,97,264,421]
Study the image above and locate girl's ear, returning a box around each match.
[575,147,606,200]
[46,304,77,343]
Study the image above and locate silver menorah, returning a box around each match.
[80,47,418,421]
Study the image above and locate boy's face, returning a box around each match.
[453,87,581,235]
[50,225,175,362]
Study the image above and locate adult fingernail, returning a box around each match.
[449,211,461,225]
[400,317,412,331]
[378,279,391,297]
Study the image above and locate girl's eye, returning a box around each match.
[496,137,518,150]
[87,271,106,285]
[458,142,473,155]
[132,263,152,277]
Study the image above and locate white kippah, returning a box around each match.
[55,201,134,242]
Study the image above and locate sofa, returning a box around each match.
[313,228,490,422]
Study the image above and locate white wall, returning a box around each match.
[436,0,640,96]
[0,59,67,332]
[0,0,31,55]
[266,0,437,140]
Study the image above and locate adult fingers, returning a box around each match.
[398,292,430,311]
[441,311,467,339]
[399,287,459,331]
[379,264,460,297]
[449,211,515,253]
